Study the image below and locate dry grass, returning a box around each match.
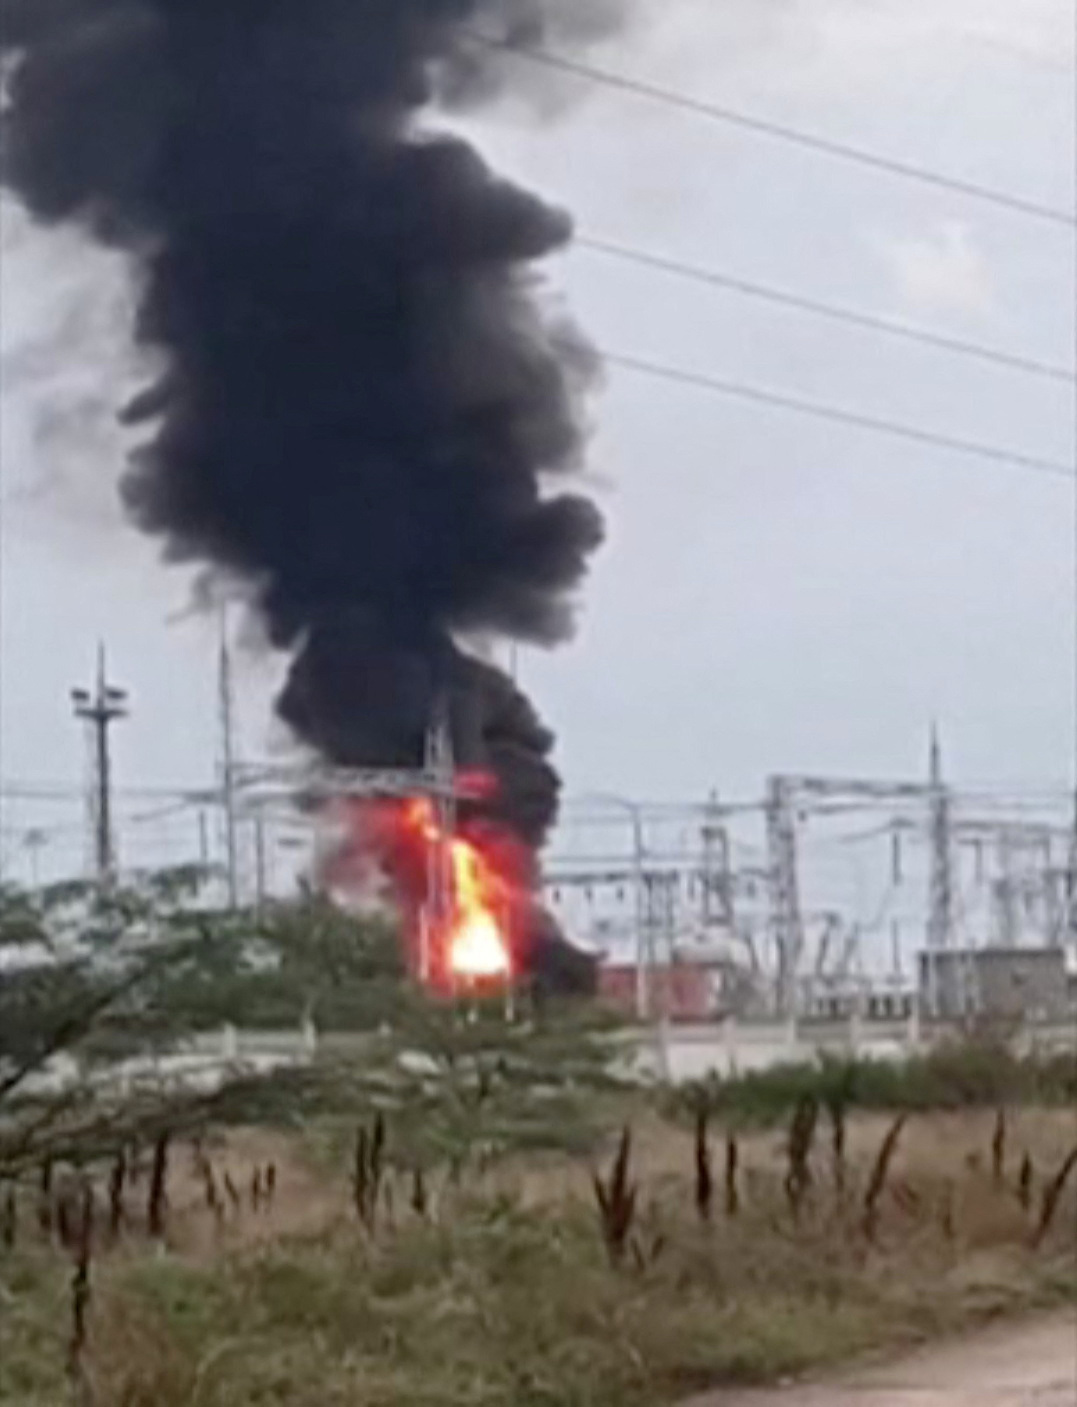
[476,1105,1077,1213]
[166,1128,347,1255]
[2,1105,1075,1407]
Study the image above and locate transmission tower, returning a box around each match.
[71,646,128,886]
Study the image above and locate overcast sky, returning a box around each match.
[1,0,1074,884]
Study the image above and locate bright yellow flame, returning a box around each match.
[402,798,512,984]
[448,839,511,981]
[450,910,512,980]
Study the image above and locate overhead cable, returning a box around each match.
[577,235,1076,383]
[470,33,1076,228]
[568,340,1076,481]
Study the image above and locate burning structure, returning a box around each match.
[2,0,625,991]
[317,711,597,996]
[349,767,520,992]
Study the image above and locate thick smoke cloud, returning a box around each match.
[1,0,623,854]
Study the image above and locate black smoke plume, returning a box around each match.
[2,3,620,906]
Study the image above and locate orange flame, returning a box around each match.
[447,842,512,980]
[403,798,513,985]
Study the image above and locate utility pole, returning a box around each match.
[23,828,48,889]
[1065,815,1077,950]
[890,919,903,983]
[422,697,455,986]
[766,776,803,1019]
[890,824,904,885]
[568,794,648,1017]
[253,809,268,911]
[71,646,128,887]
[992,829,1019,948]
[700,791,734,936]
[218,609,240,909]
[197,809,210,869]
[628,808,648,1020]
[926,727,954,1016]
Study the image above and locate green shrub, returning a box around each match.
[671,1040,1076,1129]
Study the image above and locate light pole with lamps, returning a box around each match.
[71,647,128,887]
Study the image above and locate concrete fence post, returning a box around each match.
[848,1009,863,1056]
[722,1015,738,1076]
[907,1004,922,1050]
[301,1015,318,1058]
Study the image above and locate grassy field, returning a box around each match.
[2,1101,1075,1407]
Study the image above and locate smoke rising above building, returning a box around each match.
[1,1,624,858]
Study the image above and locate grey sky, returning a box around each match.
[1,0,1074,884]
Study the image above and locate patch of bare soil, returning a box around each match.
[682,1313,1077,1407]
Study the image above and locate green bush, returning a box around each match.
[672,1040,1077,1128]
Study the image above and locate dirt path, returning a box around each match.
[682,1313,1076,1407]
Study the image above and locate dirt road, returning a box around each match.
[683,1313,1076,1407]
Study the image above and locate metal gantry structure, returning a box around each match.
[542,737,1073,1020]
[542,792,758,1018]
[227,710,466,980]
[764,762,943,1017]
[949,816,1073,948]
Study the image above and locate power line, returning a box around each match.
[961,28,1075,75]
[472,33,1076,228]
[0,781,214,801]
[123,799,201,827]
[577,235,1076,384]
[572,340,1076,481]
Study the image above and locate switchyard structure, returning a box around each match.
[218,735,1075,1024]
[542,738,1076,1023]
[5,682,1075,1029]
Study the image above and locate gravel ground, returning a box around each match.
[682,1313,1077,1407]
